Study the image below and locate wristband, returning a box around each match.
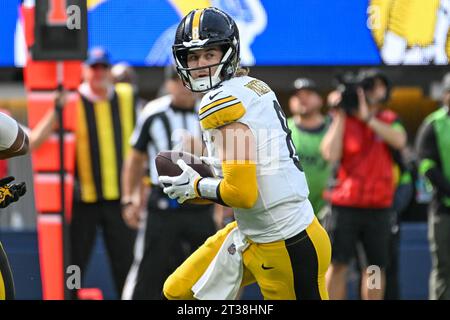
[197,177,222,199]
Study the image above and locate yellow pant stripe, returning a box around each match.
[0,268,5,300]
[305,217,332,300]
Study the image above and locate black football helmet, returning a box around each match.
[172,7,240,92]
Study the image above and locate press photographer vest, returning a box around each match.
[331,110,398,208]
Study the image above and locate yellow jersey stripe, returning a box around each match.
[115,83,135,159]
[199,96,236,115]
[94,101,120,200]
[76,99,97,203]
[192,9,204,40]
[200,101,245,129]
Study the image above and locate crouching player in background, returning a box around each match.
[0,111,28,300]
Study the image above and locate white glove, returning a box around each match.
[199,156,221,168]
[159,159,201,204]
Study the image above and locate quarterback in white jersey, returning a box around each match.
[160,7,331,300]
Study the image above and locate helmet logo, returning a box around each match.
[192,27,199,40]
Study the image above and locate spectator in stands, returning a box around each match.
[416,73,450,300]
[287,78,332,219]
[322,69,407,300]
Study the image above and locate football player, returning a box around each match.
[159,7,331,300]
[0,111,28,300]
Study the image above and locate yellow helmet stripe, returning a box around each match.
[192,8,205,40]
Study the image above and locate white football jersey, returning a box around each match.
[199,76,314,243]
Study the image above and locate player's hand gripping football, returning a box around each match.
[159,159,202,204]
[0,176,26,209]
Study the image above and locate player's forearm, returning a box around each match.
[196,160,258,209]
[367,118,407,150]
[121,149,147,203]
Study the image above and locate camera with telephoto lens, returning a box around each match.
[332,69,390,115]
[333,72,360,115]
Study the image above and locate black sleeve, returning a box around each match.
[425,168,450,197]
[415,120,440,163]
[132,115,153,153]
[416,120,450,197]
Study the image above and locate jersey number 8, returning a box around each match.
[273,100,303,172]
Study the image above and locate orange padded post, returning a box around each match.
[37,215,64,300]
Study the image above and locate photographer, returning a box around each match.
[321,70,407,300]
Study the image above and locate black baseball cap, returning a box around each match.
[292,78,320,94]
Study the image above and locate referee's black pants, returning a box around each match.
[131,197,216,300]
[70,200,136,298]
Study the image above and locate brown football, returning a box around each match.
[155,151,215,205]
[155,151,214,182]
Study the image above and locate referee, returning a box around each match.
[121,66,216,300]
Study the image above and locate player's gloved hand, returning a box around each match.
[159,159,201,204]
[0,176,26,209]
[199,156,221,171]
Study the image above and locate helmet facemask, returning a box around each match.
[173,39,239,93]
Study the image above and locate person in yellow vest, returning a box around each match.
[72,47,137,298]
[0,111,29,300]
[31,48,137,299]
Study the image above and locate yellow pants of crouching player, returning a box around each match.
[0,242,15,300]
[163,216,331,300]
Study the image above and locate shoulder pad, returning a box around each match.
[199,90,245,130]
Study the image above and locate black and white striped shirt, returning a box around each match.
[130,95,202,185]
